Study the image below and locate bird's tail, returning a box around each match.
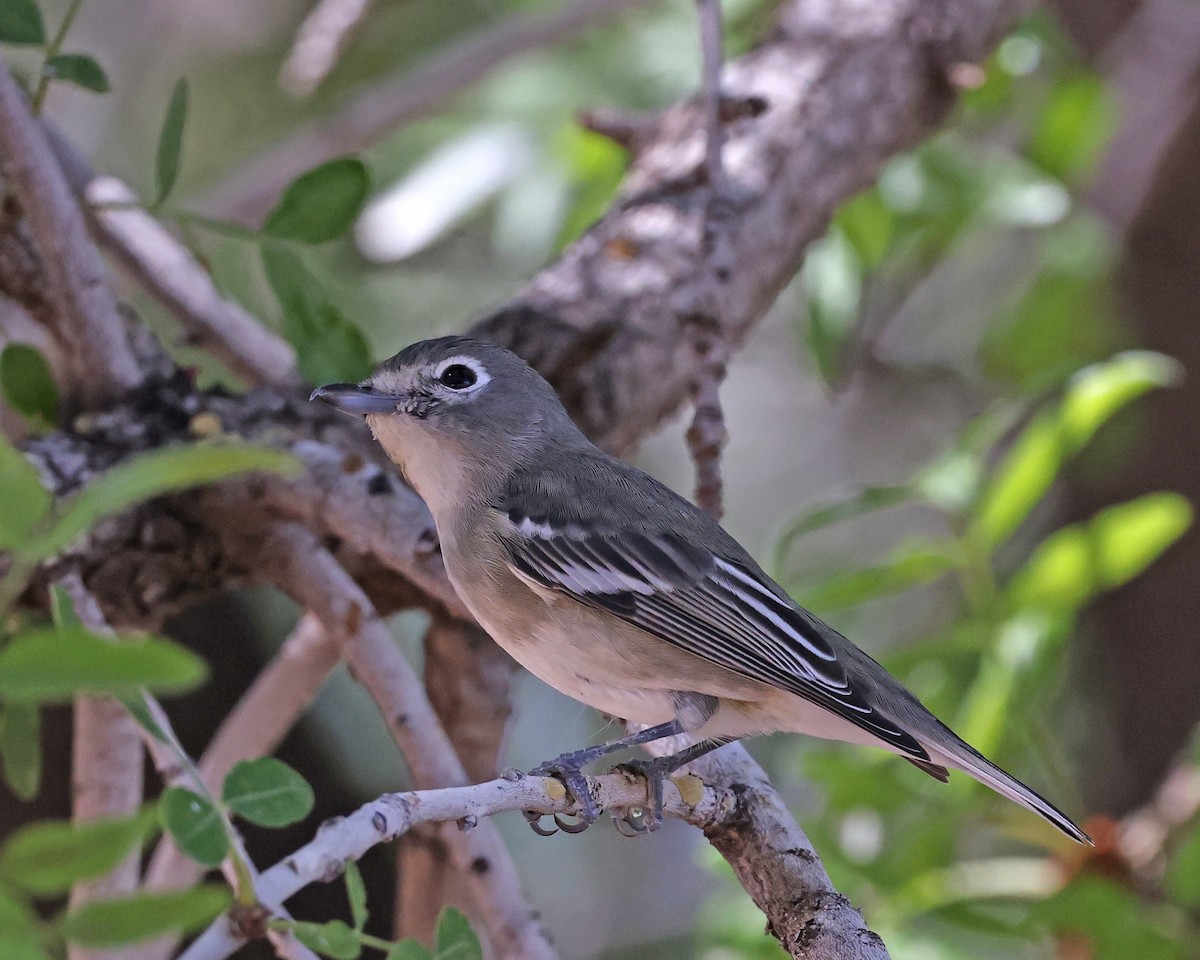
[923,725,1092,845]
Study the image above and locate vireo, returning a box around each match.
[313,336,1090,844]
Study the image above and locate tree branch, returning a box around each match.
[279,0,378,97]
[0,62,142,408]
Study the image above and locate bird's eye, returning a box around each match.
[438,363,478,390]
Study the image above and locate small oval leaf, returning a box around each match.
[158,787,228,867]
[436,907,482,960]
[287,919,361,959]
[264,158,370,244]
[0,0,44,44]
[0,436,51,551]
[44,53,109,93]
[0,703,41,801]
[0,627,208,703]
[0,344,59,427]
[153,78,189,208]
[58,885,231,947]
[0,810,155,895]
[222,757,314,828]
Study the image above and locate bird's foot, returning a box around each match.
[610,757,672,836]
[521,754,601,836]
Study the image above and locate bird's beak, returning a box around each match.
[310,383,403,416]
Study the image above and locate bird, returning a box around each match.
[311,335,1091,844]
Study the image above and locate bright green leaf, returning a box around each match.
[0,626,207,703]
[0,344,58,427]
[344,859,368,931]
[0,809,155,895]
[287,919,361,959]
[1029,73,1118,183]
[58,885,231,947]
[435,907,482,960]
[0,703,41,800]
[0,436,51,550]
[261,246,372,384]
[835,190,893,270]
[263,158,370,244]
[1059,351,1182,447]
[32,442,297,558]
[972,415,1061,548]
[221,757,314,828]
[0,0,44,45]
[1008,493,1193,612]
[387,941,433,960]
[158,787,228,867]
[798,547,957,613]
[153,78,189,208]
[44,53,109,93]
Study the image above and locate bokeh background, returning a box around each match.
[4,0,1200,957]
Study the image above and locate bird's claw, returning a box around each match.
[521,757,600,836]
[610,758,669,834]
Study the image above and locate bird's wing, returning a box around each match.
[499,511,930,760]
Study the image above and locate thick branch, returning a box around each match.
[0,63,142,408]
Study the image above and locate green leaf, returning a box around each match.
[263,158,370,244]
[0,703,41,800]
[435,907,482,960]
[835,190,893,270]
[158,787,228,867]
[1165,822,1200,906]
[800,233,862,388]
[1029,73,1117,183]
[0,344,58,427]
[972,351,1180,548]
[43,53,109,93]
[0,626,207,703]
[222,757,314,828]
[344,859,368,931]
[48,582,80,628]
[58,885,231,947]
[287,919,361,959]
[0,890,47,958]
[1008,493,1193,612]
[0,436,51,550]
[261,246,372,384]
[798,546,957,613]
[0,809,155,895]
[1032,875,1184,960]
[32,442,297,558]
[153,78,189,208]
[773,486,911,572]
[0,0,44,45]
[387,941,433,960]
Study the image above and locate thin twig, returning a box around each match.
[280,0,378,97]
[202,0,658,220]
[0,62,142,407]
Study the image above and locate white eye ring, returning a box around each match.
[433,355,491,392]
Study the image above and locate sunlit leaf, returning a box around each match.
[0,627,207,703]
[435,907,482,960]
[153,78,189,208]
[261,246,372,384]
[44,53,109,93]
[264,158,370,244]
[0,0,44,45]
[222,757,314,828]
[58,885,231,947]
[1029,73,1118,183]
[0,703,41,800]
[0,344,58,427]
[287,919,361,959]
[158,787,228,867]
[1008,493,1192,611]
[1059,351,1182,447]
[0,436,51,550]
[32,442,296,558]
[0,810,155,895]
